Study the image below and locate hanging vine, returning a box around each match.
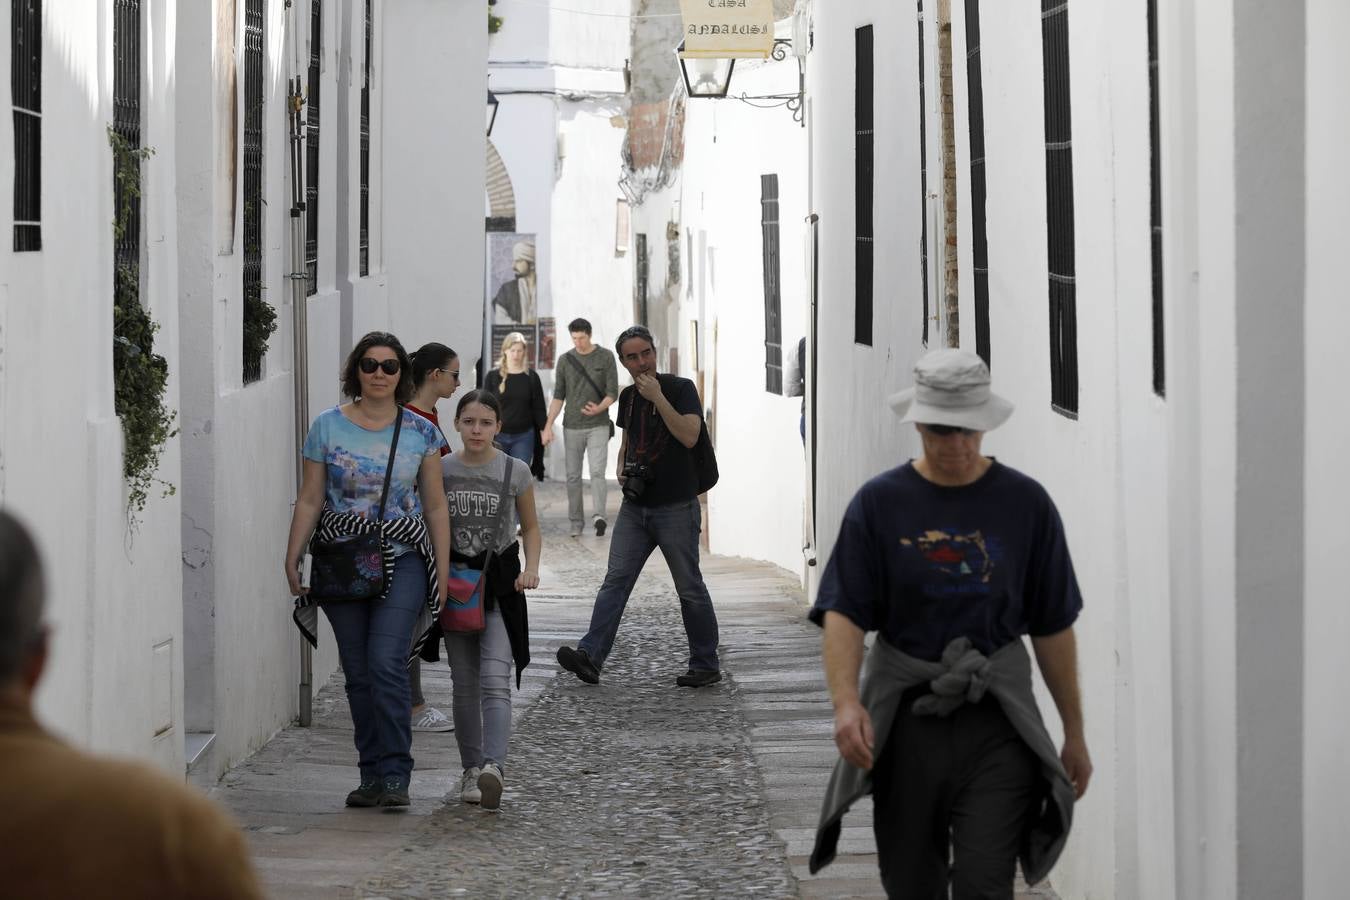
[110,126,178,525]
[488,0,503,33]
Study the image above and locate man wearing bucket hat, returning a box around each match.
[807,348,1089,897]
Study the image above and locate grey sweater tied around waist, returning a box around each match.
[809,635,1075,886]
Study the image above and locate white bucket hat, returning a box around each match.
[887,348,1014,432]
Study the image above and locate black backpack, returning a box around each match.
[633,374,719,494]
[693,419,719,494]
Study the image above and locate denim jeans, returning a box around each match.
[578,498,719,672]
[564,425,610,526]
[444,609,513,771]
[497,429,534,465]
[322,553,426,785]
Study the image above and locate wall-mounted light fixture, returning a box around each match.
[676,38,805,126]
[486,85,500,137]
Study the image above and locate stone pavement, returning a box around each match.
[212,482,1056,899]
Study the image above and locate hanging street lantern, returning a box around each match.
[677,43,735,99]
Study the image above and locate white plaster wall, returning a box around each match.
[806,0,924,591]
[487,0,550,65]
[384,0,486,356]
[550,0,629,71]
[1303,1,1349,896]
[0,0,186,773]
[1162,0,1239,896]
[677,60,809,574]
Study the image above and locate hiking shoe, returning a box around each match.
[345,779,382,808]
[594,516,607,537]
[478,763,504,812]
[377,777,410,808]
[676,669,722,688]
[459,766,482,804]
[556,646,600,684]
[411,705,453,733]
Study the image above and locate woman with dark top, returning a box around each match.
[402,342,461,734]
[284,332,450,809]
[484,331,546,467]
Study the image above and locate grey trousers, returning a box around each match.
[445,610,513,771]
[871,688,1040,899]
[565,425,610,526]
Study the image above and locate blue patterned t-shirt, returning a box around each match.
[302,406,444,519]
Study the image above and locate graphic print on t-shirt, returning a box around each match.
[448,488,504,557]
[900,528,1005,598]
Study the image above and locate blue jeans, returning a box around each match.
[578,498,720,672]
[322,553,426,785]
[497,429,535,465]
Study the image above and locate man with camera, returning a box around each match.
[556,325,721,688]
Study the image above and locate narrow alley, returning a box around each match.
[215,482,1052,899]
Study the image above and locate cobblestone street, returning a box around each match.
[213,483,1055,899]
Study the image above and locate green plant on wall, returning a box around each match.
[488,0,503,33]
[110,126,178,525]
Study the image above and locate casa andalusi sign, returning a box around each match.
[679,0,774,59]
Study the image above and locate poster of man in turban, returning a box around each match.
[489,235,538,325]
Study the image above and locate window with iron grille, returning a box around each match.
[306,0,321,295]
[112,0,141,302]
[359,0,371,276]
[634,233,648,326]
[761,174,783,394]
[1147,0,1164,396]
[11,0,41,251]
[242,0,265,382]
[1042,0,1078,416]
[966,0,991,366]
[916,4,929,347]
[855,25,874,347]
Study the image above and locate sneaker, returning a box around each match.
[569,522,584,537]
[478,763,504,812]
[556,646,600,685]
[459,766,482,804]
[676,669,722,688]
[345,778,383,808]
[594,516,607,537]
[377,777,410,808]
[411,705,453,733]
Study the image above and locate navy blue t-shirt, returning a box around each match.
[809,461,1082,661]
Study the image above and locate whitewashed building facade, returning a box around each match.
[0,0,486,782]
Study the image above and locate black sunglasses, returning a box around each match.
[359,357,401,375]
[923,423,976,436]
[440,367,461,380]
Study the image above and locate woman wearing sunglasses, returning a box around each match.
[284,331,451,809]
[401,342,461,734]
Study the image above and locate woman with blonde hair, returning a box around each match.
[484,331,546,468]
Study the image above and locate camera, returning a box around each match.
[621,461,653,501]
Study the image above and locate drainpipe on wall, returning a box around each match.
[938,0,959,346]
[284,0,314,727]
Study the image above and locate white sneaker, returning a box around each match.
[411,705,453,733]
[478,762,504,812]
[459,766,482,804]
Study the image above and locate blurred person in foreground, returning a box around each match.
[0,509,263,899]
